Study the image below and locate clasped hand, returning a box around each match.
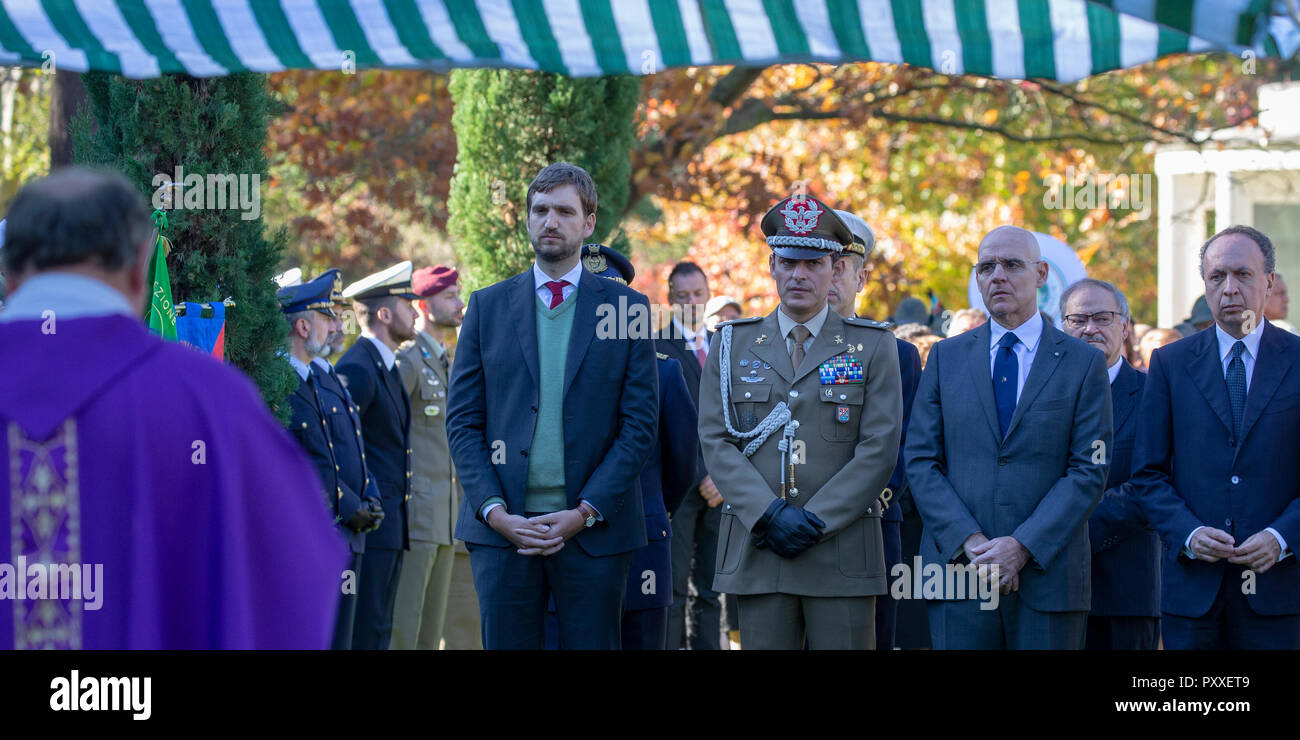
[487,508,586,556]
[1188,527,1282,572]
[966,533,1029,594]
[754,499,825,558]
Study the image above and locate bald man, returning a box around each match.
[905,226,1112,649]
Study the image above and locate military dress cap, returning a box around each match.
[412,265,459,297]
[833,209,875,258]
[705,294,741,320]
[273,266,303,288]
[342,260,419,301]
[581,243,635,284]
[279,269,339,317]
[760,193,852,260]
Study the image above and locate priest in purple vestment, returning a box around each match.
[0,168,347,649]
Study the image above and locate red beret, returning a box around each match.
[412,265,459,297]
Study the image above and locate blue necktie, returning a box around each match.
[1226,340,1247,440]
[993,332,1019,438]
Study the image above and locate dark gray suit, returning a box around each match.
[905,319,1112,649]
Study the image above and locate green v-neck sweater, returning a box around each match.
[524,292,577,513]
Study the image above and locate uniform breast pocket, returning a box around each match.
[734,384,771,431]
[819,384,865,442]
[415,381,446,423]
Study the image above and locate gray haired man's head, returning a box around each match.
[2,167,155,313]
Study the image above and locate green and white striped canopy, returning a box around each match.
[1,0,1296,81]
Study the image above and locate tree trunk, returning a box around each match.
[49,70,86,169]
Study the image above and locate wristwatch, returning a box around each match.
[578,502,597,528]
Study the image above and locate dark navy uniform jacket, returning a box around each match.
[626,353,698,611]
[287,365,365,554]
[883,338,922,523]
[337,338,411,552]
[313,360,380,555]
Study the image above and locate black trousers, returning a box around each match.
[331,551,363,650]
[875,518,902,650]
[1085,615,1160,650]
[668,489,724,649]
[351,548,403,650]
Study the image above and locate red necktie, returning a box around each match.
[544,280,568,309]
[694,344,707,367]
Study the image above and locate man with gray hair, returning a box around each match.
[1132,225,1300,649]
[906,225,1112,649]
[0,168,345,648]
[1059,278,1159,650]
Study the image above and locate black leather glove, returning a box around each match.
[363,497,385,533]
[345,506,374,533]
[754,499,825,558]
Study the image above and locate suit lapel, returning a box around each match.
[1003,324,1066,440]
[793,310,850,385]
[363,338,407,425]
[562,269,605,400]
[1185,328,1235,437]
[509,272,540,387]
[746,311,791,384]
[1237,322,1293,447]
[1111,360,1143,432]
[964,322,1002,441]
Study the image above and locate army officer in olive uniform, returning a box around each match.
[699,193,902,649]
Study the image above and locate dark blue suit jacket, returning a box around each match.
[654,327,709,496]
[447,268,659,557]
[1089,359,1159,617]
[1131,322,1300,617]
[336,338,410,552]
[313,362,380,555]
[884,338,921,524]
[627,353,698,610]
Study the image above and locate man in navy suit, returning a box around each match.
[447,163,659,650]
[1132,225,1300,649]
[542,245,698,650]
[658,261,730,650]
[905,226,1111,649]
[827,209,922,651]
[337,261,420,650]
[1059,279,1160,650]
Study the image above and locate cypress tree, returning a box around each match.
[447,70,638,291]
[71,73,296,420]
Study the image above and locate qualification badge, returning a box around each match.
[836,406,850,423]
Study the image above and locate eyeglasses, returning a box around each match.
[1063,311,1123,328]
[974,258,1040,277]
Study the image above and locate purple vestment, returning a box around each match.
[0,314,347,648]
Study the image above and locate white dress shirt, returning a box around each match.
[672,316,709,356]
[532,261,583,307]
[363,334,397,370]
[776,303,830,357]
[987,310,1044,403]
[1107,357,1122,385]
[0,273,135,322]
[287,355,311,382]
[1186,319,1287,561]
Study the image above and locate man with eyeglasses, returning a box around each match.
[905,225,1112,649]
[1059,279,1160,650]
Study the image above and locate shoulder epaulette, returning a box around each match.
[718,316,761,327]
[844,316,893,330]
[655,352,669,360]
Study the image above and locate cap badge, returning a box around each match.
[780,198,823,235]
